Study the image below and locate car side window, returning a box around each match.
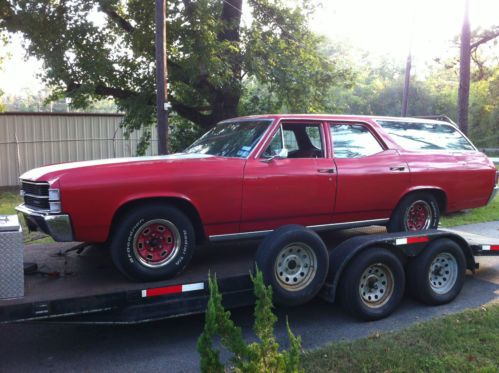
[263,123,325,159]
[263,127,284,158]
[330,123,384,158]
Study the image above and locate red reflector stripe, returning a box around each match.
[491,245,499,251]
[406,236,430,244]
[145,285,182,297]
[141,282,205,298]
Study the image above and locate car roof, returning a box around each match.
[221,114,453,126]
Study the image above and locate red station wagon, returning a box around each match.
[17,115,498,281]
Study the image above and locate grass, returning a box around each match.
[441,195,498,227]
[302,303,499,373]
[0,187,54,245]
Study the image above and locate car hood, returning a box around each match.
[20,153,215,182]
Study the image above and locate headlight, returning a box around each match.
[49,202,62,214]
[48,188,60,201]
[48,188,61,213]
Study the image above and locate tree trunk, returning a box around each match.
[458,0,471,135]
[401,52,411,117]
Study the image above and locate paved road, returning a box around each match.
[1,223,498,372]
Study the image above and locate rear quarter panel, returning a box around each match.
[400,150,495,212]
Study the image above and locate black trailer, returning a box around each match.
[0,226,498,324]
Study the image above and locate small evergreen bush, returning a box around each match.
[197,270,303,373]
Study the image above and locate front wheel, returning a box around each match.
[110,204,195,281]
[338,247,405,321]
[387,192,440,233]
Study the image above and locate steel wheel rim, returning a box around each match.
[404,200,432,231]
[428,252,458,294]
[274,243,317,291]
[359,263,394,308]
[132,219,181,268]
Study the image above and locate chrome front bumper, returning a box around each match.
[15,204,74,242]
[487,186,498,205]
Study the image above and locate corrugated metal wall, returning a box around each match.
[0,113,158,186]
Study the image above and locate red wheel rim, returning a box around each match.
[404,200,432,231]
[132,219,181,268]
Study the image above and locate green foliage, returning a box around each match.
[197,270,303,373]
[302,304,499,372]
[169,114,204,153]
[0,0,351,150]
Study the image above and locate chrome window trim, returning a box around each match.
[208,218,390,242]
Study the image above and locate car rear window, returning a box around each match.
[377,120,475,151]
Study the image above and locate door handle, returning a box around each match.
[390,166,406,172]
[317,168,336,174]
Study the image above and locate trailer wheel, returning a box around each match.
[407,238,466,305]
[387,192,439,232]
[110,204,195,281]
[255,225,329,306]
[339,247,405,321]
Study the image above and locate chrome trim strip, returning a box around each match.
[20,180,49,186]
[208,218,390,242]
[23,193,49,199]
[15,204,50,216]
[307,218,390,231]
[209,229,273,242]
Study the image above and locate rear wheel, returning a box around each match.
[388,192,440,233]
[110,204,195,281]
[338,247,405,321]
[407,238,466,305]
[255,225,329,306]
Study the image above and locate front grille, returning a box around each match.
[24,195,50,209]
[21,181,49,196]
[20,180,50,210]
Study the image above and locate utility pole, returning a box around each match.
[401,52,411,117]
[458,0,471,135]
[155,0,169,154]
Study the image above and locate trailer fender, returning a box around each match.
[321,230,475,303]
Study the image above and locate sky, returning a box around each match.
[0,0,498,97]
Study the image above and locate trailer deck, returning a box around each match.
[1,226,498,324]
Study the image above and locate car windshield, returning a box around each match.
[184,120,272,158]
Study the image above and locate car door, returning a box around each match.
[329,122,410,222]
[241,121,337,232]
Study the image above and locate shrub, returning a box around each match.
[197,270,303,373]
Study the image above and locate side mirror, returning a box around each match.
[261,148,288,163]
[276,148,288,159]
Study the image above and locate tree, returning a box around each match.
[0,0,350,151]
[0,32,6,111]
[458,0,499,135]
[197,270,303,373]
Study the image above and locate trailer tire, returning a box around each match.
[407,238,466,305]
[338,247,405,321]
[110,204,195,281]
[255,225,329,307]
[388,192,440,232]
